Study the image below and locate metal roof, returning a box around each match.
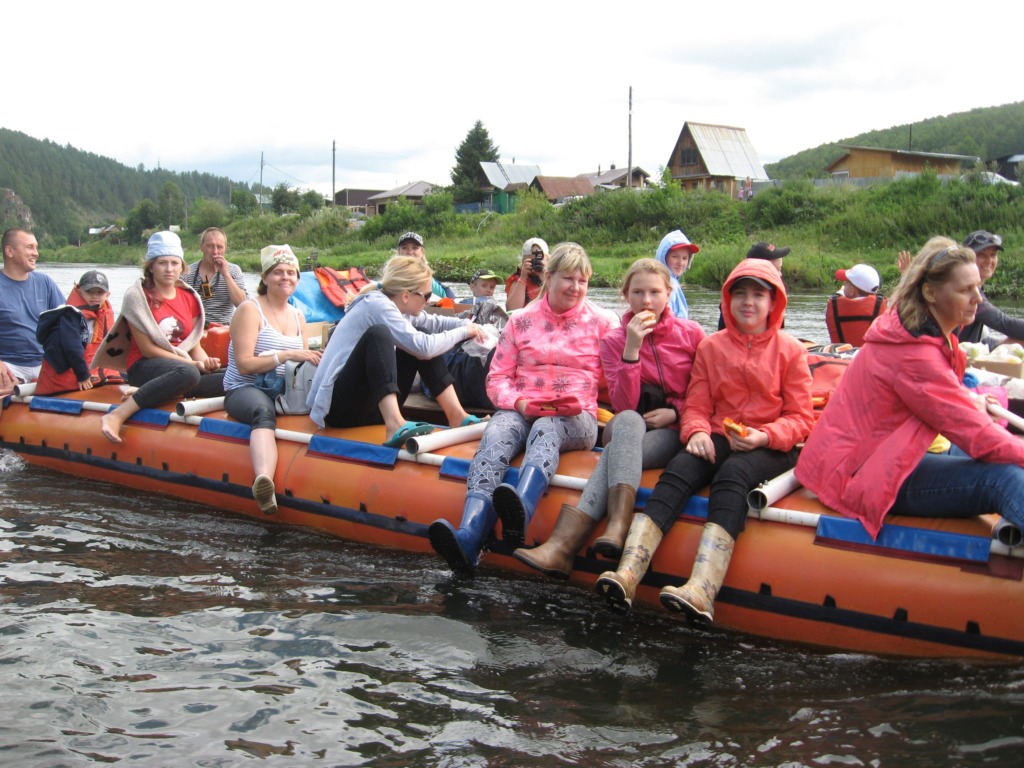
[368,181,435,201]
[685,122,768,180]
[478,161,541,190]
[838,145,978,162]
[532,176,595,201]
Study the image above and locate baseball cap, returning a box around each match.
[522,237,549,256]
[145,231,184,260]
[398,232,424,247]
[836,264,880,294]
[470,268,498,282]
[78,270,109,292]
[963,231,1004,252]
[260,244,300,274]
[747,242,791,260]
[730,275,776,293]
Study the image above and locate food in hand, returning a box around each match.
[723,417,748,438]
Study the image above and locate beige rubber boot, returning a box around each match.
[592,483,637,560]
[659,522,735,622]
[594,513,663,611]
[513,504,598,580]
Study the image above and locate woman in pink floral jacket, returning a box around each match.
[429,242,615,576]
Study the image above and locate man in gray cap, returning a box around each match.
[956,230,1024,347]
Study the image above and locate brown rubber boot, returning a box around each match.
[594,513,663,611]
[513,504,598,580]
[659,522,735,622]
[592,483,637,560]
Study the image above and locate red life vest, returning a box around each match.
[314,266,372,309]
[825,293,887,347]
[35,287,121,394]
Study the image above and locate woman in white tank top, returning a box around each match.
[224,245,321,514]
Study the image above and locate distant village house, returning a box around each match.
[367,181,434,217]
[666,122,768,197]
[827,146,978,180]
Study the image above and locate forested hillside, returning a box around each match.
[765,101,1024,179]
[0,128,246,244]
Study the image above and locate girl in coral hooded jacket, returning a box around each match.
[597,258,815,620]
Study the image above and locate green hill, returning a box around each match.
[0,127,248,245]
[765,101,1024,179]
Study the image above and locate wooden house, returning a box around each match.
[827,146,977,180]
[577,165,650,190]
[531,176,595,204]
[334,189,384,214]
[366,181,435,217]
[666,122,768,196]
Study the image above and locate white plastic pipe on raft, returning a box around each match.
[175,397,226,417]
[404,421,488,454]
[12,382,36,397]
[747,469,802,511]
[988,402,1024,433]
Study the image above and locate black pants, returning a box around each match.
[324,324,454,428]
[127,357,224,410]
[644,433,798,540]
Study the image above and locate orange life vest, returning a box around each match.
[825,293,887,347]
[35,287,121,394]
[314,266,372,309]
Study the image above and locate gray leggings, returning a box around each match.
[576,410,682,521]
[466,409,598,498]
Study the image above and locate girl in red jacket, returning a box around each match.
[514,258,704,579]
[597,258,815,617]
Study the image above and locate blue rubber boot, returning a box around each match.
[493,464,549,550]
[428,493,497,577]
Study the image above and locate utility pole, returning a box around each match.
[259,152,265,214]
[332,140,336,206]
[627,86,633,190]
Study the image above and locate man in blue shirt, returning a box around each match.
[1,228,64,393]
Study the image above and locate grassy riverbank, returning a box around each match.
[49,172,1024,297]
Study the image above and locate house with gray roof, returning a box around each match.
[666,122,768,197]
[577,165,650,190]
[367,181,435,217]
[476,161,541,213]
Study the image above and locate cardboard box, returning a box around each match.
[304,321,335,350]
[972,355,1024,379]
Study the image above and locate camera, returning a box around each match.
[531,253,544,272]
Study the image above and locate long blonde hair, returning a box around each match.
[539,242,593,298]
[891,236,976,332]
[358,256,433,297]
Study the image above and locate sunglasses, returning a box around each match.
[965,232,1002,249]
[410,290,432,301]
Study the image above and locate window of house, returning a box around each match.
[680,148,699,166]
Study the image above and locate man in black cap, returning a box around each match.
[956,230,1024,347]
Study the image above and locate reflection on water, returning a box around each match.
[2,460,1023,766]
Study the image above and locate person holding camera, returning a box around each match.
[186,227,249,325]
[504,237,548,310]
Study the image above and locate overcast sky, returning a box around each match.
[7,2,1021,197]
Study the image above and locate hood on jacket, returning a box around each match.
[720,258,787,335]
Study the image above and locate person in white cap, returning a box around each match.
[94,231,224,443]
[826,264,886,347]
[505,237,548,310]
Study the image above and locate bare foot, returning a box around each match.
[100,413,123,444]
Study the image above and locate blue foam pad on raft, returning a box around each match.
[307,434,397,468]
[197,417,251,441]
[440,458,521,485]
[816,515,990,563]
[29,397,85,415]
[635,488,709,520]
[288,272,346,323]
[126,408,172,428]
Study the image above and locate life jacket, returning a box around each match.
[314,266,372,309]
[806,348,854,416]
[35,286,121,394]
[826,293,887,347]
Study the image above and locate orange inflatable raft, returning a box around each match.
[1,386,1022,660]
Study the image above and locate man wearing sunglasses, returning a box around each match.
[956,230,1024,348]
[505,237,548,311]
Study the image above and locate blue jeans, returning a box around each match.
[891,447,1024,528]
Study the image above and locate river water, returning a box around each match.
[1,265,1022,766]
